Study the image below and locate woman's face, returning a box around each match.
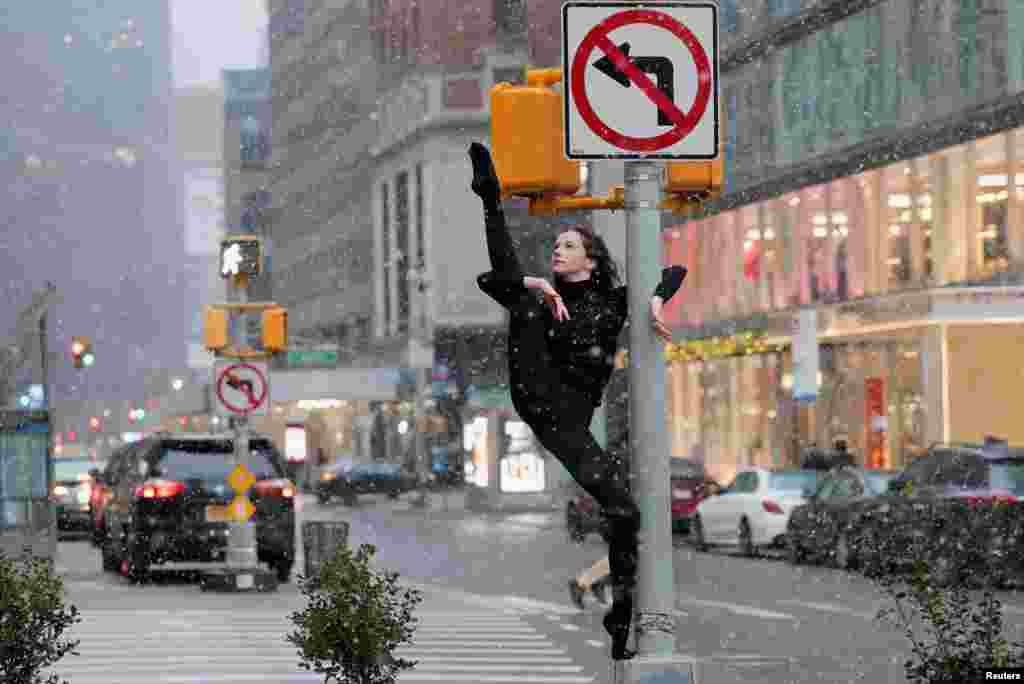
[552,230,594,281]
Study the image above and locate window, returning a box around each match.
[735,471,759,493]
[720,0,738,34]
[815,478,838,499]
[770,471,819,493]
[241,191,271,234]
[381,182,391,333]
[156,443,279,484]
[395,171,411,334]
[766,0,802,20]
[371,0,389,63]
[240,116,269,166]
[54,459,102,481]
[270,0,305,39]
[415,164,425,293]
[494,0,527,36]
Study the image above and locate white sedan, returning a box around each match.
[691,467,821,557]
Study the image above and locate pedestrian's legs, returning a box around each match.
[576,557,610,591]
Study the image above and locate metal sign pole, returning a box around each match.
[624,160,677,659]
[225,276,258,574]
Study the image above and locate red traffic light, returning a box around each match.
[67,431,77,441]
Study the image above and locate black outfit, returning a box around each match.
[476,204,686,592]
[468,140,684,660]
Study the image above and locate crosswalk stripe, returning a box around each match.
[52,607,594,684]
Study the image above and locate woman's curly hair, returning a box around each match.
[552,224,622,292]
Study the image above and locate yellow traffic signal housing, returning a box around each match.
[203,306,229,351]
[664,112,726,198]
[262,307,287,353]
[490,75,581,198]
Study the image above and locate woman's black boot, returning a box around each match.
[603,586,636,660]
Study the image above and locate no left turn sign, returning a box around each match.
[563,2,719,160]
[214,360,269,417]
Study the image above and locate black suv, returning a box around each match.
[853,439,1024,579]
[96,432,295,583]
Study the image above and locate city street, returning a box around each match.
[50,491,1024,683]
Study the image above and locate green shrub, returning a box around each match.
[858,502,1024,681]
[286,543,423,684]
[0,547,81,684]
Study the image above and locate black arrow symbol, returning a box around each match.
[593,42,676,127]
[226,373,257,405]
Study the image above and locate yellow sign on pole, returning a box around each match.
[228,463,256,494]
[229,496,256,523]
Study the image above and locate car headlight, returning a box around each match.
[320,472,336,482]
[52,485,68,497]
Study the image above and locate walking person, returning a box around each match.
[569,556,611,609]
[469,142,686,660]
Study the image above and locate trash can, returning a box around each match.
[301,520,349,586]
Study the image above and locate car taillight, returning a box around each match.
[254,479,295,498]
[964,493,1018,506]
[672,488,692,501]
[134,479,185,499]
[762,500,784,514]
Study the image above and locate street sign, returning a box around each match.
[285,349,338,369]
[214,360,269,417]
[563,2,719,160]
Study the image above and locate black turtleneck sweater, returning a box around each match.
[477,208,686,407]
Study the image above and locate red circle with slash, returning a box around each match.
[216,363,268,415]
[570,8,713,152]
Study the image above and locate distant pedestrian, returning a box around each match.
[469,142,686,660]
[568,556,611,609]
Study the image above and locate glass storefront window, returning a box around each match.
[772,192,801,308]
[800,184,834,304]
[881,161,932,291]
[739,205,762,314]
[973,133,1012,279]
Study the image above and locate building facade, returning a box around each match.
[176,83,226,374]
[659,0,1024,486]
[224,68,273,303]
[0,1,186,401]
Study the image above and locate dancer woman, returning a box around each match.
[469,142,686,659]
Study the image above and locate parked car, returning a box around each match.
[317,461,418,505]
[691,467,822,557]
[785,467,899,568]
[566,458,718,543]
[850,440,1024,582]
[52,458,106,534]
[95,432,296,583]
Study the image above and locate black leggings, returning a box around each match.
[511,312,640,591]
[481,206,639,590]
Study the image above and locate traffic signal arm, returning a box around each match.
[529,186,625,216]
[528,185,705,216]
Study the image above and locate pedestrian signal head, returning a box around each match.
[220,237,262,278]
[490,79,581,198]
